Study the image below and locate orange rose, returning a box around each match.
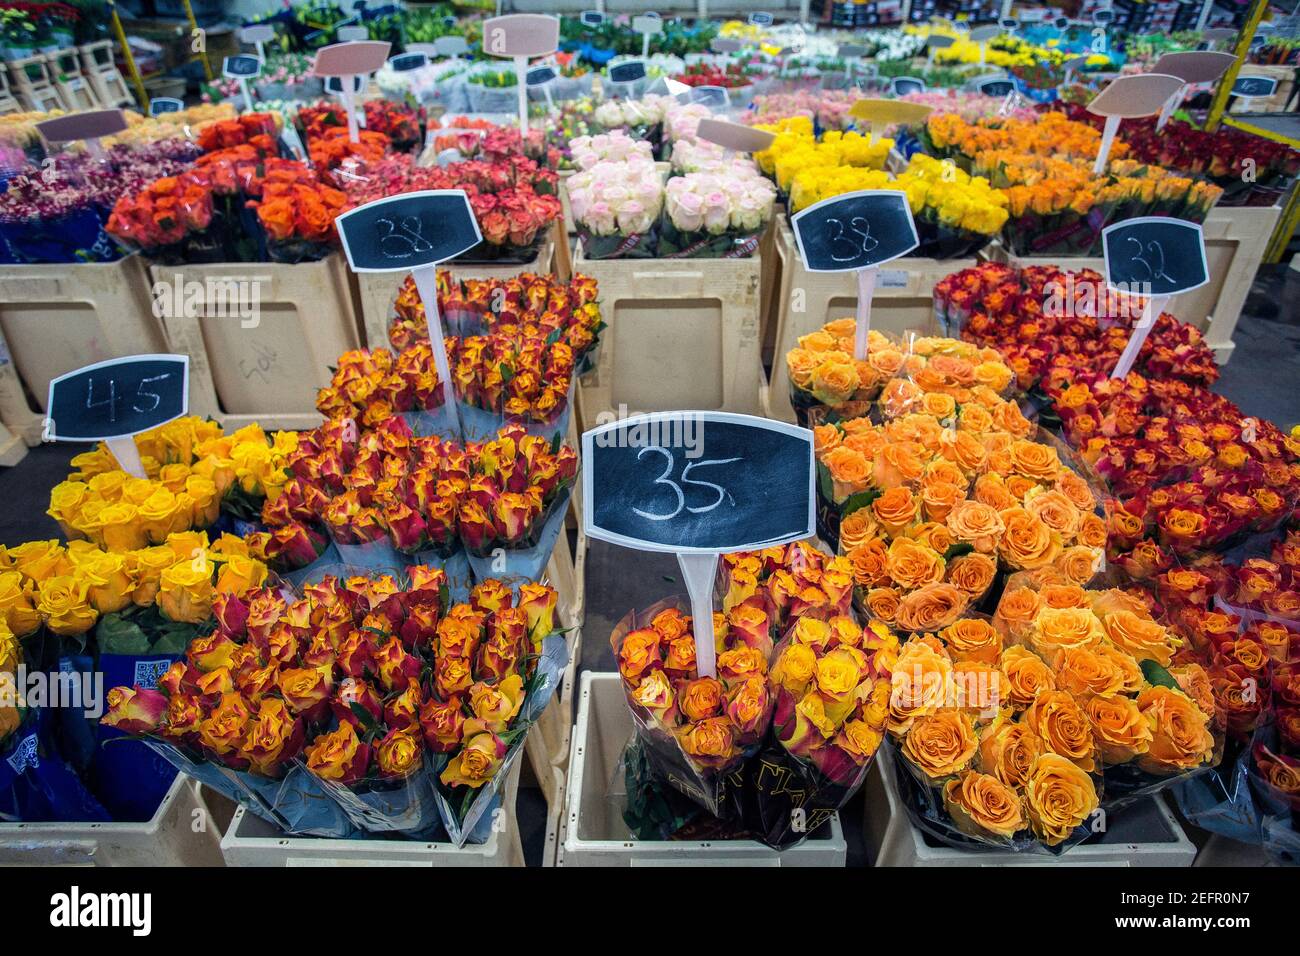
[1025,753,1099,845]
[839,509,879,552]
[1056,545,1103,585]
[895,583,969,633]
[1102,610,1175,666]
[994,586,1041,641]
[872,486,919,535]
[1031,606,1104,657]
[885,538,945,591]
[888,638,954,733]
[973,473,1017,511]
[864,586,901,624]
[921,481,964,523]
[945,500,1005,553]
[1025,490,1080,539]
[848,539,890,588]
[902,708,978,779]
[940,618,1001,665]
[1009,440,1061,482]
[1086,695,1152,764]
[999,507,1060,570]
[1137,685,1215,774]
[999,645,1056,709]
[1025,690,1097,772]
[823,446,872,500]
[947,552,997,598]
[1041,584,1089,609]
[1078,513,1108,549]
[943,771,1025,839]
[1053,646,1126,698]
[980,719,1043,789]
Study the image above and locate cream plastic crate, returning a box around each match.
[558,672,848,867]
[0,421,26,466]
[220,759,525,866]
[0,775,224,866]
[981,199,1281,364]
[575,243,766,422]
[766,218,972,422]
[150,253,361,432]
[354,235,556,350]
[865,747,1197,867]
[0,256,169,446]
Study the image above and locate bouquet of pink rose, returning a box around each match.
[658,170,776,259]
[568,158,663,259]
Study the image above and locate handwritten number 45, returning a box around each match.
[632,446,742,521]
[85,374,170,423]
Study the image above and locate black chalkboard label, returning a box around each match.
[582,412,814,554]
[608,60,646,83]
[527,65,557,86]
[1232,75,1279,97]
[47,355,188,442]
[1102,217,1209,297]
[890,76,926,95]
[390,52,428,72]
[580,10,604,26]
[1000,17,1019,29]
[791,189,919,273]
[335,189,482,273]
[223,54,262,78]
[1093,8,1114,23]
[148,97,183,116]
[974,76,1015,96]
[1054,15,1071,28]
[748,12,773,25]
[689,85,729,108]
[324,74,367,94]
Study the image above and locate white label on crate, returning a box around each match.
[286,858,431,866]
[6,733,38,774]
[0,278,60,298]
[878,269,908,289]
[630,855,781,866]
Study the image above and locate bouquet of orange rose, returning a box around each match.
[614,543,894,849]
[103,569,567,844]
[782,319,908,427]
[886,568,1217,852]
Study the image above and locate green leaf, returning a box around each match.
[348,701,381,735]
[816,459,834,504]
[96,613,150,656]
[840,488,882,519]
[944,542,975,561]
[1141,659,1179,691]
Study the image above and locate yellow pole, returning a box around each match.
[108,0,148,109]
[182,0,213,81]
[1205,0,1268,132]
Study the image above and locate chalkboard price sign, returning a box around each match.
[1054,16,1071,28]
[689,85,729,108]
[222,54,262,78]
[148,97,183,116]
[791,189,919,273]
[582,412,814,554]
[1232,75,1279,98]
[1093,8,1115,24]
[335,189,482,273]
[999,17,1019,29]
[580,10,604,26]
[46,355,189,442]
[748,12,774,25]
[608,59,647,84]
[889,76,926,96]
[972,76,1015,96]
[526,65,557,86]
[1102,217,1209,297]
[389,52,429,72]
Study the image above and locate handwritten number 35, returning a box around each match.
[632,446,741,521]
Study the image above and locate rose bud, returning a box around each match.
[316,601,355,650]
[158,661,200,697]
[213,591,250,637]
[278,664,335,721]
[337,629,378,679]
[400,601,442,651]
[467,675,525,734]
[439,731,508,788]
[424,498,458,545]
[556,445,578,483]
[492,492,536,544]
[674,717,737,769]
[302,634,336,671]
[518,583,557,642]
[101,686,168,735]
[435,654,474,699]
[241,698,305,777]
[663,636,697,681]
[266,624,301,667]
[195,666,235,700]
[385,678,424,731]
[197,692,252,757]
[302,577,342,613]
[188,632,238,673]
[726,603,771,651]
[437,616,482,660]
[466,475,500,510]
[478,632,522,685]
[375,727,423,779]
[245,590,286,647]
[471,579,513,613]
[306,722,371,786]
[271,523,327,568]
[234,661,280,701]
[384,500,428,553]
[333,677,384,731]
[419,695,468,752]
[408,564,448,602]
[775,688,832,759]
[374,637,420,693]
[458,500,495,551]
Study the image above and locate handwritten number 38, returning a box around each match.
[377,216,434,260]
[632,446,742,521]
[828,216,878,264]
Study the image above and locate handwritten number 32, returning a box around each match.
[632,446,742,521]
[1125,236,1174,285]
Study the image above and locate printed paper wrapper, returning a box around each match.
[432,631,570,846]
[333,537,409,573]
[577,224,659,260]
[654,218,764,259]
[281,538,343,587]
[0,710,113,824]
[465,487,571,597]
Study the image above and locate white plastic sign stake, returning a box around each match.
[582,412,816,678]
[1102,217,1209,378]
[1151,51,1235,128]
[338,25,368,42]
[45,354,189,478]
[849,98,932,146]
[970,24,1000,65]
[791,189,919,357]
[36,108,127,159]
[695,118,775,153]
[335,191,484,435]
[1086,73,1184,174]
[240,23,276,61]
[313,41,391,143]
[632,14,662,58]
[482,14,560,137]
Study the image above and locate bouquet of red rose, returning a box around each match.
[449,326,576,442]
[247,177,348,263]
[197,113,280,152]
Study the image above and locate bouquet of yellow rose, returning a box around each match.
[752,116,893,199]
[48,417,298,549]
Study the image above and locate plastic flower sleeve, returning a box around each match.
[432,630,569,846]
[464,487,570,598]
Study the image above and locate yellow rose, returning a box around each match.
[0,571,41,637]
[1025,753,1099,846]
[36,575,98,636]
[127,546,181,606]
[215,554,268,596]
[185,475,220,527]
[136,488,186,545]
[772,642,817,697]
[98,503,147,552]
[157,560,215,624]
[7,540,69,579]
[75,551,135,615]
[47,482,89,539]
